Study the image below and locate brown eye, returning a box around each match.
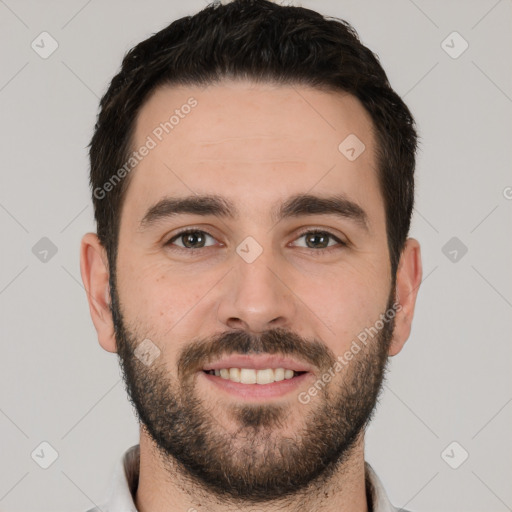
[304,232,330,249]
[292,230,345,250]
[167,230,216,249]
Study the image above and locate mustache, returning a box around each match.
[177,327,336,380]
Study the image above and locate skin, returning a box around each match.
[80,80,422,512]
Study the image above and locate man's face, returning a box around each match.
[112,81,394,501]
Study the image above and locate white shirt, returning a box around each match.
[86,444,408,512]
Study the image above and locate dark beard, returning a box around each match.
[110,272,395,505]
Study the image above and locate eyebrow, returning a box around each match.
[138,193,369,232]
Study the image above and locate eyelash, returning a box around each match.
[165,228,347,255]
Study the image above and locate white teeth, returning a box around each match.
[210,368,299,384]
[240,368,257,384]
[256,368,274,385]
[274,368,285,381]
[229,367,241,382]
[284,369,294,379]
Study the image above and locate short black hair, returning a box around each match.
[89,0,418,280]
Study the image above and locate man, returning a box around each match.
[80,0,422,510]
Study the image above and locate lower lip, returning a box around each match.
[199,371,312,400]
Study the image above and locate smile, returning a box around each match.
[203,368,306,384]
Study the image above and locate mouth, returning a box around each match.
[199,354,315,399]
[200,368,312,400]
[203,368,308,384]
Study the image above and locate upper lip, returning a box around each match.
[202,354,314,373]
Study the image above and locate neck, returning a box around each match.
[135,428,369,512]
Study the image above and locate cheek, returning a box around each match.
[296,263,389,353]
[116,256,217,335]
[115,261,209,369]
[116,256,176,325]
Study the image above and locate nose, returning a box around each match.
[216,248,297,333]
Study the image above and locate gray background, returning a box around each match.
[0,0,511,510]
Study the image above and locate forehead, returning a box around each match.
[123,80,383,229]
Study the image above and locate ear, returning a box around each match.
[80,232,117,353]
[388,238,422,356]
